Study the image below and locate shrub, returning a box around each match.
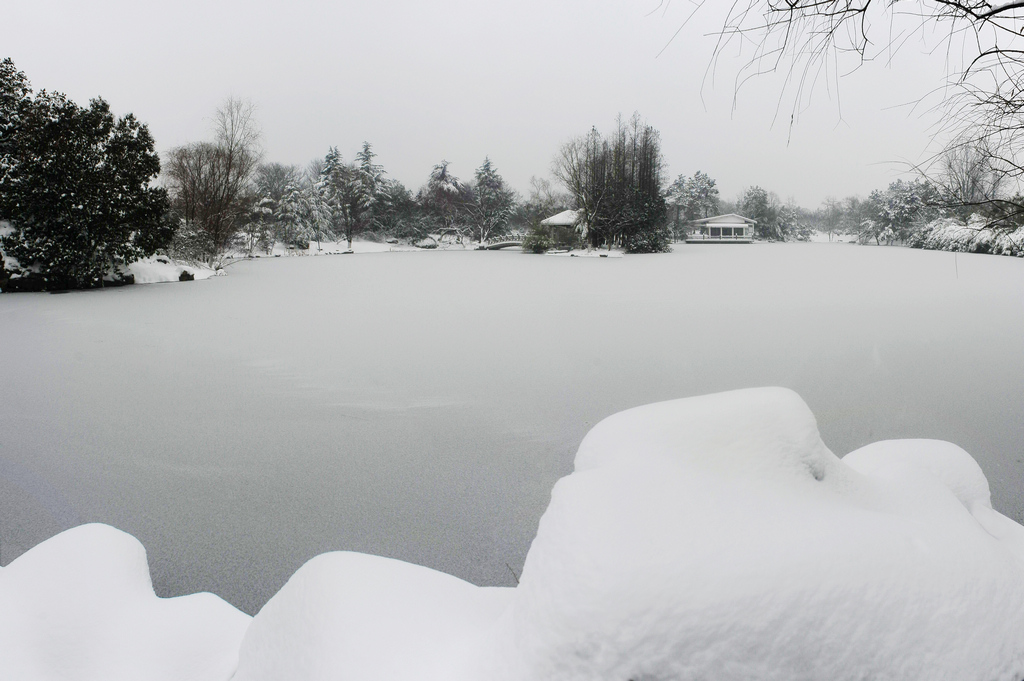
[622,222,672,253]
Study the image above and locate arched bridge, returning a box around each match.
[482,234,525,249]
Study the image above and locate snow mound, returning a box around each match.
[0,524,250,681]
[469,387,1024,680]
[232,552,512,681]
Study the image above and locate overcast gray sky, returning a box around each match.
[4,0,950,206]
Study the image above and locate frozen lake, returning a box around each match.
[2,243,1023,615]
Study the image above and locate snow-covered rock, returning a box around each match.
[0,524,250,681]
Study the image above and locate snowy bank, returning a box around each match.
[6,389,1024,680]
[126,256,218,284]
[0,524,249,681]
[911,215,1024,256]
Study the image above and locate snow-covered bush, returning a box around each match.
[910,215,1024,256]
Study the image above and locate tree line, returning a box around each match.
[162,97,526,264]
[6,52,1024,291]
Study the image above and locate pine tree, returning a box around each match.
[682,171,720,221]
[418,160,469,241]
[469,157,516,243]
[319,146,373,249]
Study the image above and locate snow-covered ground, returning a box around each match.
[126,256,218,284]
[4,388,1024,679]
[2,243,1024,623]
[251,238,411,257]
[808,230,858,243]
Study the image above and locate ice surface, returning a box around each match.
[0,524,250,681]
[4,389,1024,678]
[2,244,1024,615]
[231,390,1024,678]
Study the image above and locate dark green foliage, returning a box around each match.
[521,228,551,253]
[0,58,170,291]
[621,199,672,253]
[740,186,784,241]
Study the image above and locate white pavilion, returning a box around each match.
[686,214,755,243]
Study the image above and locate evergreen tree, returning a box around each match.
[861,179,940,245]
[319,146,374,249]
[374,178,416,238]
[681,171,720,221]
[418,160,469,240]
[469,157,517,243]
[355,142,384,208]
[741,186,784,241]
[0,59,171,291]
[666,174,688,239]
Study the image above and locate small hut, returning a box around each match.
[540,209,580,229]
[686,214,755,243]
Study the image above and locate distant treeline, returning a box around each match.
[4,58,1023,292]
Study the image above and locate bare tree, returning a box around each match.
[689,1,1024,224]
[928,137,1008,213]
[820,196,842,242]
[552,127,608,244]
[165,97,262,263]
[553,114,668,251]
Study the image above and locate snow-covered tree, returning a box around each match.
[374,178,417,237]
[0,58,172,291]
[317,144,384,249]
[667,171,721,240]
[740,186,784,241]
[418,160,469,240]
[319,148,358,249]
[666,174,688,239]
[355,142,384,220]
[681,171,720,222]
[862,179,940,245]
[246,163,301,253]
[468,157,517,243]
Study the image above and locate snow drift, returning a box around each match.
[469,388,1024,680]
[6,388,1024,679]
[0,524,250,681]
